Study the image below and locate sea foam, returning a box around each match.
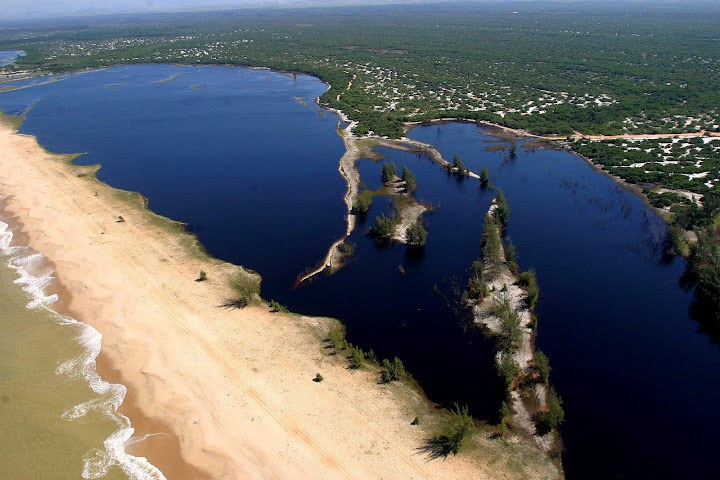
[0,217,166,480]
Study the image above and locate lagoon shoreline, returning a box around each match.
[0,114,559,479]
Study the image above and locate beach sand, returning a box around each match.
[0,120,559,480]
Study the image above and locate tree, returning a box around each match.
[406,221,427,247]
[381,161,397,184]
[369,213,395,240]
[534,388,565,434]
[452,153,468,178]
[381,356,406,382]
[497,353,520,388]
[493,295,522,352]
[518,270,539,310]
[480,167,490,188]
[498,400,511,428]
[534,350,551,383]
[401,165,416,194]
[493,188,509,230]
[429,403,473,456]
[481,215,504,279]
[352,189,373,214]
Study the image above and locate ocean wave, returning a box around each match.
[0,218,166,480]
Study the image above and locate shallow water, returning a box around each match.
[0,221,151,480]
[1,64,718,479]
[0,50,23,67]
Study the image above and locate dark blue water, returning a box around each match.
[1,65,719,479]
[411,122,720,480]
[0,64,348,292]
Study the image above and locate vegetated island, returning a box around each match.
[465,191,563,456]
[0,112,562,479]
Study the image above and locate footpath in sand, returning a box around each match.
[0,120,560,479]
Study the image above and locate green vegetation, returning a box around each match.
[225,272,261,309]
[4,3,718,141]
[401,165,416,194]
[498,401,511,429]
[533,350,551,384]
[492,295,523,353]
[688,227,720,325]
[368,212,396,241]
[518,271,539,311]
[498,354,521,388]
[313,373,324,383]
[337,240,354,257]
[411,415,421,426]
[450,154,469,178]
[196,270,207,282]
[351,189,373,214]
[380,356,406,383]
[480,167,490,188]
[268,300,288,313]
[493,188,510,231]
[481,214,504,280]
[381,161,397,184]
[427,403,473,457]
[534,388,565,435]
[572,138,720,211]
[405,221,427,247]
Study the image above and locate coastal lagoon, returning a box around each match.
[0,63,718,479]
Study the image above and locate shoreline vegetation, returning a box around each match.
[0,106,562,480]
[465,194,562,456]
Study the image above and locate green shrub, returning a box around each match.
[326,325,348,350]
[369,213,396,240]
[380,356,406,383]
[452,153,468,178]
[268,300,288,313]
[518,270,539,310]
[493,189,510,230]
[534,388,565,434]
[352,189,373,214]
[481,215,503,279]
[534,350,551,384]
[348,346,365,369]
[381,161,398,184]
[196,270,207,282]
[498,353,520,388]
[480,167,490,188]
[402,166,416,194]
[313,373,324,383]
[225,273,261,309]
[406,221,428,247]
[428,403,473,456]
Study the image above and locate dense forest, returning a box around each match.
[1,2,719,139]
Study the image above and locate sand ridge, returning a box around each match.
[0,120,560,479]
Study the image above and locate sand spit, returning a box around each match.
[0,120,560,479]
[472,200,559,454]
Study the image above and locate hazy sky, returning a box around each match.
[2,0,439,19]
[3,0,706,20]
[3,1,314,19]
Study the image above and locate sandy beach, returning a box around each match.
[0,119,559,479]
